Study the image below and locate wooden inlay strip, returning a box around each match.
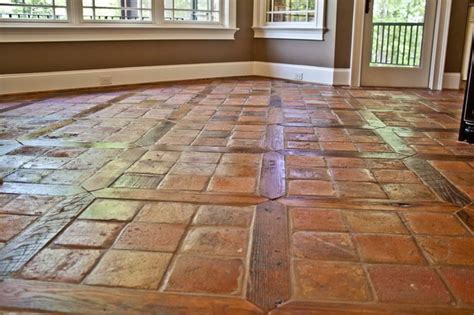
[93,188,268,206]
[259,152,285,200]
[247,201,290,311]
[405,158,472,207]
[0,279,263,315]
[136,120,175,146]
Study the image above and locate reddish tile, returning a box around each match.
[383,184,436,200]
[344,211,407,234]
[21,248,101,283]
[181,227,248,257]
[193,205,254,227]
[291,208,346,232]
[288,180,336,196]
[54,220,124,248]
[368,265,452,304]
[166,255,243,295]
[293,260,370,301]
[373,170,421,184]
[159,175,209,191]
[79,199,143,221]
[417,236,474,266]
[85,250,171,289]
[441,267,474,305]
[336,182,387,199]
[403,213,467,236]
[114,223,185,252]
[0,214,36,241]
[286,156,326,167]
[355,235,426,264]
[1,195,61,215]
[292,231,358,261]
[326,157,366,168]
[135,202,198,224]
[208,176,256,194]
[330,168,375,182]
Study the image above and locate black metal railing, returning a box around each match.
[371,22,424,67]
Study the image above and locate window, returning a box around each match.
[82,0,152,22]
[164,0,220,22]
[0,0,237,42]
[253,0,325,40]
[0,0,68,21]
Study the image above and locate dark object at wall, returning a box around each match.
[459,33,474,143]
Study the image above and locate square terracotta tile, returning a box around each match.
[127,160,174,175]
[159,175,210,191]
[354,235,426,264]
[84,250,171,289]
[403,212,467,236]
[135,202,198,224]
[214,164,259,177]
[287,167,330,180]
[220,153,261,165]
[292,231,358,261]
[1,195,61,215]
[417,236,474,266]
[368,265,452,304]
[193,205,254,227]
[383,184,436,200]
[54,220,125,248]
[0,214,36,241]
[330,168,375,182]
[79,199,143,221]
[293,260,370,302]
[373,170,421,184]
[165,255,243,295]
[181,227,248,257]
[21,248,102,283]
[286,156,325,168]
[344,211,408,234]
[208,176,256,194]
[170,163,216,176]
[114,223,185,252]
[179,152,221,164]
[441,267,474,305]
[291,208,346,232]
[288,180,336,196]
[335,182,387,199]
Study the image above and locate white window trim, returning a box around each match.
[252,0,325,41]
[0,0,238,42]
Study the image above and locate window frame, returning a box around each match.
[253,0,325,41]
[0,0,238,42]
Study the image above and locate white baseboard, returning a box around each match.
[443,72,462,90]
[0,62,255,95]
[254,61,350,86]
[0,62,351,95]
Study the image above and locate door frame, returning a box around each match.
[349,0,453,90]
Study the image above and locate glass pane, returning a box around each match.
[370,0,427,68]
[164,0,220,22]
[0,0,67,20]
[82,0,152,22]
[265,0,316,23]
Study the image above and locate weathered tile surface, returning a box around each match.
[0,79,472,314]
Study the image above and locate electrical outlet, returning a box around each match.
[294,72,304,81]
[99,75,113,86]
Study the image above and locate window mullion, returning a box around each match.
[154,0,163,24]
[69,0,81,24]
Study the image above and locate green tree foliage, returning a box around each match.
[373,0,426,23]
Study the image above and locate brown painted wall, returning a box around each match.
[445,0,469,72]
[0,0,254,74]
[335,0,354,68]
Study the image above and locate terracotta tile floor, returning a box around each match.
[0,77,473,314]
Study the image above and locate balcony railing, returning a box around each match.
[371,22,424,67]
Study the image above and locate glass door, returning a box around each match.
[361,0,437,88]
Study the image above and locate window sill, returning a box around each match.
[252,26,324,41]
[0,24,239,42]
